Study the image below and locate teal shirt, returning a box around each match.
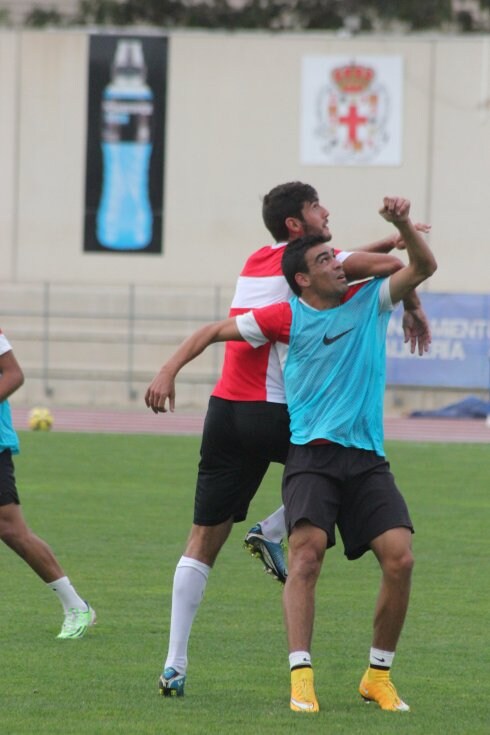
[284,278,391,457]
[0,401,20,455]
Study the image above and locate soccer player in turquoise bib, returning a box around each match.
[0,331,96,639]
[146,182,430,700]
[146,196,436,712]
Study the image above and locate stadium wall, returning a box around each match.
[1,30,489,410]
[2,30,490,289]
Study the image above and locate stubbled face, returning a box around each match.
[301,244,348,298]
[300,199,331,241]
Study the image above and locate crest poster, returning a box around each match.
[301,55,403,166]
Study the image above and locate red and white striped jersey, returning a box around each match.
[212,243,352,403]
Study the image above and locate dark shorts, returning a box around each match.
[282,443,413,560]
[0,450,20,506]
[193,396,290,526]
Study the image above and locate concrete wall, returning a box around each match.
[0,32,17,278]
[1,30,489,410]
[1,30,490,291]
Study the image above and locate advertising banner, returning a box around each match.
[84,34,167,254]
[387,293,490,389]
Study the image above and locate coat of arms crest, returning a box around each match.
[315,62,390,163]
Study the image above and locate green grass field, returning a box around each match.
[3,432,489,734]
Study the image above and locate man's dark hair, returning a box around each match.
[281,234,328,296]
[262,182,318,242]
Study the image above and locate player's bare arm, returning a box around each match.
[343,226,432,281]
[380,197,437,303]
[357,222,431,254]
[145,318,243,413]
[343,232,432,355]
[342,251,404,280]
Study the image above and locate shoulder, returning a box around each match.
[255,300,292,324]
[240,243,286,277]
[237,301,291,346]
[248,301,292,342]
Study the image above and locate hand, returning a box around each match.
[379,196,410,224]
[144,369,176,414]
[402,307,432,356]
[393,223,431,250]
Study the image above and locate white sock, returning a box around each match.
[259,505,286,544]
[47,576,87,613]
[164,556,210,675]
[289,651,312,669]
[369,647,395,669]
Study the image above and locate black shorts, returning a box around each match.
[193,396,290,526]
[0,450,20,506]
[282,443,413,560]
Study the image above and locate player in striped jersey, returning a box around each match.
[145,182,431,697]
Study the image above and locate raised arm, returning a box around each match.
[341,231,432,354]
[353,222,431,254]
[342,250,404,280]
[380,197,437,304]
[342,221,433,281]
[145,318,242,414]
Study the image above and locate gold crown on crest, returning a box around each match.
[332,64,374,93]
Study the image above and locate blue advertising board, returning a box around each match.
[386,293,490,389]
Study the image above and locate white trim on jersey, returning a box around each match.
[274,342,289,376]
[335,250,353,264]
[231,275,291,309]
[264,345,288,403]
[236,312,268,347]
[0,333,12,356]
[379,278,395,312]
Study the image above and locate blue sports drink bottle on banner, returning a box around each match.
[97,40,154,250]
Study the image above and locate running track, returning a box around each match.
[11,407,490,444]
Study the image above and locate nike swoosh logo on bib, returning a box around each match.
[323,327,354,346]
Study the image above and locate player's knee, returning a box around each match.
[0,504,29,545]
[289,543,324,582]
[0,520,24,548]
[385,548,414,581]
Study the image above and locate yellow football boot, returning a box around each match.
[359,668,410,712]
[290,667,319,713]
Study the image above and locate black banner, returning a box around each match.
[84,34,167,254]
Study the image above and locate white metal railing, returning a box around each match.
[1,281,233,402]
